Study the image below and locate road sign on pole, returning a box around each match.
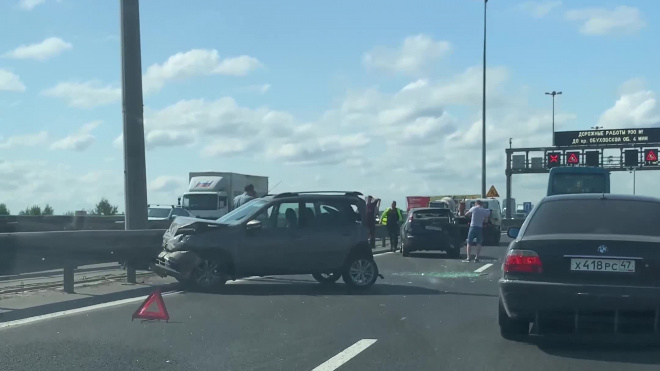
[486,185,499,198]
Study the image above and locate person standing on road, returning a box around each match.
[463,200,490,263]
[233,184,257,210]
[381,201,402,251]
[366,196,381,249]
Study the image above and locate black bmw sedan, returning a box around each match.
[499,193,660,339]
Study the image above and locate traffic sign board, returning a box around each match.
[645,149,658,163]
[486,185,500,198]
[567,152,580,164]
[547,152,560,168]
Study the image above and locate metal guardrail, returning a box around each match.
[0,224,393,294]
[0,229,165,293]
[0,215,171,233]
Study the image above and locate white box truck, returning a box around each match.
[179,172,268,219]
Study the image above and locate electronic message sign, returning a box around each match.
[554,128,660,147]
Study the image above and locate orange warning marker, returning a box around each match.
[132,289,170,322]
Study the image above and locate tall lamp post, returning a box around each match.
[481,0,488,198]
[120,0,148,283]
[545,90,562,146]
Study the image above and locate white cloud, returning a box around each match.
[363,34,451,75]
[598,79,660,128]
[4,37,72,61]
[519,1,562,18]
[41,81,121,108]
[50,121,100,151]
[149,176,186,193]
[143,49,262,93]
[0,131,49,149]
[565,6,646,36]
[0,69,26,92]
[17,0,46,10]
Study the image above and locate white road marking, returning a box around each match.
[312,339,377,371]
[474,263,493,273]
[0,290,183,330]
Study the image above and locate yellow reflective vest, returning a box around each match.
[381,207,403,225]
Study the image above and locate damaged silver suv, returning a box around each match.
[151,191,381,290]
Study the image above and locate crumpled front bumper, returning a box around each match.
[150,250,202,280]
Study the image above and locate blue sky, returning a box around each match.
[0,0,658,213]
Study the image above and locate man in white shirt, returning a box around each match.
[463,200,490,263]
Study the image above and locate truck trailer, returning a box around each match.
[179,172,268,219]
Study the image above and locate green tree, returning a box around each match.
[43,204,54,215]
[64,211,75,216]
[19,205,42,216]
[92,198,119,216]
[0,203,10,215]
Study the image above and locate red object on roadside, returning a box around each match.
[132,289,170,322]
[406,196,431,212]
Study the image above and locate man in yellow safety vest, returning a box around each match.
[381,201,403,251]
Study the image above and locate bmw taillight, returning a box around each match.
[504,250,543,274]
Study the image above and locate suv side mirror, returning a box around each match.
[246,219,262,230]
[507,227,520,239]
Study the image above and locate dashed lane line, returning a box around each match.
[311,339,378,371]
[474,263,493,273]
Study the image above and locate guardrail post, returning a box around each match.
[126,264,136,284]
[63,265,75,293]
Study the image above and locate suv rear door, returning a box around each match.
[308,197,366,271]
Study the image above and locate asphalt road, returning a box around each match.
[1,240,659,370]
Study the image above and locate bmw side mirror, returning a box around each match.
[507,227,520,239]
[246,220,262,230]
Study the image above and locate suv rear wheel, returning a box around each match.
[312,272,341,284]
[342,255,378,289]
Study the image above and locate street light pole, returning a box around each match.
[545,90,562,146]
[120,0,148,283]
[481,0,488,198]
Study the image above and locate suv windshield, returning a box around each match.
[524,199,660,237]
[216,199,267,224]
[148,208,170,218]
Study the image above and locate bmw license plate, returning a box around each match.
[425,226,443,231]
[570,258,635,273]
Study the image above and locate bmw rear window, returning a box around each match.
[524,199,660,237]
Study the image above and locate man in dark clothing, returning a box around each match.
[381,201,402,251]
[366,195,381,249]
[233,184,257,209]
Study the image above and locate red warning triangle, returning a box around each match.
[132,289,170,321]
[646,150,657,162]
[567,153,579,164]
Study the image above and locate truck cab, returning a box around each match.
[547,167,610,196]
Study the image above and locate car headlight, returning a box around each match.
[169,234,191,250]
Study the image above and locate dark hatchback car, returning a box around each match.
[499,194,660,340]
[151,191,381,290]
[400,207,462,258]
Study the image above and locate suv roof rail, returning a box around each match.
[273,191,363,199]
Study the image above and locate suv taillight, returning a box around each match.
[504,250,543,274]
